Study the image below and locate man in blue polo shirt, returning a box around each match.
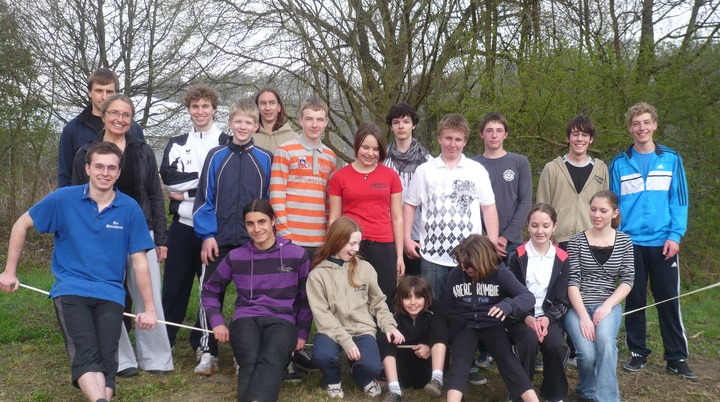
[0,142,158,402]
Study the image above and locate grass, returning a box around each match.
[1,243,719,401]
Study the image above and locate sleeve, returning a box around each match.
[475,164,496,206]
[608,157,621,197]
[544,255,570,324]
[404,164,424,207]
[567,235,582,289]
[328,169,342,197]
[126,203,154,254]
[668,155,689,243]
[306,270,356,353]
[192,150,219,240]
[427,304,449,345]
[269,147,291,237]
[597,160,609,191]
[501,157,532,240]
[536,163,552,204]
[159,138,199,193]
[71,147,90,186]
[390,169,403,194]
[28,191,61,234]
[366,264,397,334]
[294,250,313,341]
[261,150,273,200]
[494,268,535,318]
[617,234,635,288]
[143,145,168,246]
[57,126,75,188]
[507,252,532,320]
[201,254,233,329]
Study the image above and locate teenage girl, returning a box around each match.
[564,190,634,402]
[201,199,312,402]
[444,234,539,402]
[329,123,404,302]
[507,204,570,402]
[307,217,405,398]
[377,276,448,401]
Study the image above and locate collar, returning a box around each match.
[624,141,663,158]
[432,153,468,169]
[80,184,125,207]
[229,137,256,153]
[525,240,556,259]
[297,134,323,151]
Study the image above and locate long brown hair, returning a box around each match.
[393,276,433,316]
[450,235,501,282]
[254,87,288,131]
[313,217,363,287]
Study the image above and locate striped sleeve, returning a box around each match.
[270,146,291,238]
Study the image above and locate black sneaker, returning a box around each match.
[294,349,319,373]
[666,360,698,381]
[622,355,647,372]
[117,367,139,378]
[283,361,303,383]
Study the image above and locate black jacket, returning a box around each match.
[71,133,168,247]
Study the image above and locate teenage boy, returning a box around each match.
[537,116,608,250]
[403,114,499,302]
[610,102,696,381]
[192,99,273,375]
[270,96,338,261]
[383,103,432,276]
[160,85,229,352]
[58,68,144,188]
[471,112,532,263]
[1,142,157,402]
[254,87,298,153]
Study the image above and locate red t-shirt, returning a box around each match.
[329,164,403,242]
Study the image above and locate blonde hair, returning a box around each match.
[228,98,259,123]
[437,114,470,141]
[625,102,658,127]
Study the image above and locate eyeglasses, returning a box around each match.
[105,110,133,120]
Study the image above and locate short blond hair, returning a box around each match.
[299,96,328,118]
[228,98,259,123]
[625,102,658,127]
[437,114,470,141]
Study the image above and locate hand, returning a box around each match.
[404,239,421,259]
[663,240,680,260]
[387,328,405,345]
[0,271,20,293]
[488,305,507,321]
[592,303,612,326]
[296,338,306,351]
[135,310,157,331]
[413,343,431,359]
[346,346,361,361]
[168,192,184,201]
[156,246,168,262]
[579,316,596,341]
[201,237,219,265]
[213,324,230,343]
[496,236,508,257]
[396,257,405,277]
[524,316,543,342]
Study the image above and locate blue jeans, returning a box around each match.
[312,333,382,389]
[564,303,622,402]
[420,258,452,302]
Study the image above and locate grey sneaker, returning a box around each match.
[195,346,204,362]
[622,355,647,372]
[666,360,698,381]
[194,353,218,375]
[468,367,487,385]
[381,391,403,402]
[283,361,302,383]
[424,378,443,397]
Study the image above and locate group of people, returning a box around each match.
[0,67,695,402]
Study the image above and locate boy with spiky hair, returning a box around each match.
[192,98,273,375]
[58,68,144,187]
[384,102,432,276]
[403,114,499,301]
[611,102,695,381]
[269,96,337,260]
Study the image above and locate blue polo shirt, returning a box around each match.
[29,184,155,306]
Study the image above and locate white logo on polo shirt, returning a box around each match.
[106,221,124,230]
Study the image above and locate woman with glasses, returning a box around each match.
[72,93,173,376]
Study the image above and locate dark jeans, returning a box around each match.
[230,317,297,402]
[312,333,382,389]
[161,220,202,348]
[54,295,124,393]
[360,240,398,309]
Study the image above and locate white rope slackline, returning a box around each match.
[18,280,720,335]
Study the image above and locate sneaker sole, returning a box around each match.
[424,385,442,398]
[283,378,303,384]
[294,365,320,373]
[667,367,698,382]
[469,378,488,386]
[194,366,218,375]
[622,363,646,373]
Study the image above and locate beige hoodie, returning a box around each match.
[252,122,298,154]
[307,259,397,353]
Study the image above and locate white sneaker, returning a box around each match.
[326,383,344,398]
[194,353,218,375]
[364,379,382,397]
[233,357,239,376]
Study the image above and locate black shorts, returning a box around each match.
[54,295,124,392]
